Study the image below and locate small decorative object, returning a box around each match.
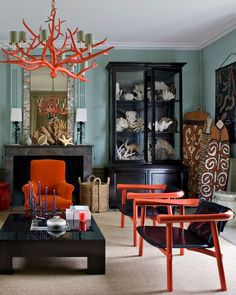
[32,118,67,145]
[66,205,92,220]
[47,215,67,237]
[116,82,122,100]
[155,139,176,160]
[47,216,67,232]
[116,143,135,160]
[155,81,175,101]
[131,118,144,132]
[79,211,87,222]
[116,143,143,160]
[59,135,74,146]
[155,81,169,91]
[155,117,173,132]
[124,139,140,154]
[162,90,175,101]
[125,111,137,128]
[124,93,134,101]
[38,135,49,145]
[76,108,87,144]
[28,181,57,219]
[133,83,144,100]
[10,108,22,144]
[116,117,129,132]
[25,134,32,146]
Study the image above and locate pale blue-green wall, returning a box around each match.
[0,61,10,166]
[0,49,201,168]
[202,29,236,156]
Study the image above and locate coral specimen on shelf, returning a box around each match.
[31,118,68,145]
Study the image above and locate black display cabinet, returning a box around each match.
[106,62,188,207]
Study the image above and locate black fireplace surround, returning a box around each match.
[4,145,93,206]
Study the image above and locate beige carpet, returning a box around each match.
[0,210,236,295]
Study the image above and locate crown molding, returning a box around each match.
[105,42,199,51]
[1,22,236,52]
[197,20,236,49]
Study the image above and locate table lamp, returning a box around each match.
[76,108,87,144]
[10,108,22,144]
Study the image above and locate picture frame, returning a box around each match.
[215,61,236,143]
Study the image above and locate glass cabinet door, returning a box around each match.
[147,68,182,163]
[114,70,146,162]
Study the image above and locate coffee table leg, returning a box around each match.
[87,255,105,274]
[0,257,13,274]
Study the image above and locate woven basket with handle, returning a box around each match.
[78,175,110,213]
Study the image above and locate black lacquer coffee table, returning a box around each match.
[0,214,105,274]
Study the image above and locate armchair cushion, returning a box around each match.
[188,198,230,245]
[22,159,74,210]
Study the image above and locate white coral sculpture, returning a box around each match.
[116,143,135,160]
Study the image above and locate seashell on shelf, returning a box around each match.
[124,93,134,101]
[38,135,48,145]
[155,138,176,160]
[155,81,169,91]
[162,90,175,101]
[116,117,128,132]
[125,111,137,123]
[155,118,173,132]
[133,83,144,100]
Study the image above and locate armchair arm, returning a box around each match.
[135,198,199,207]
[157,210,233,224]
[117,184,167,191]
[117,183,167,206]
[56,182,74,200]
[127,190,185,200]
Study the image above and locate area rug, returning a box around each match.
[0,210,236,295]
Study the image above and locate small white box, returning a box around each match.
[66,205,91,220]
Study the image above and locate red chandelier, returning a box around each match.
[0,0,113,82]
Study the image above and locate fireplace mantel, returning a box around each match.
[4,144,93,206]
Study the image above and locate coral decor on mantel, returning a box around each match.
[31,117,73,146]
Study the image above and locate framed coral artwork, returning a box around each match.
[215,61,236,143]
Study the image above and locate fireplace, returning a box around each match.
[4,145,93,206]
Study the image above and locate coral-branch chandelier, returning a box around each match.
[0,0,114,82]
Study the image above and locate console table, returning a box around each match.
[3,145,93,206]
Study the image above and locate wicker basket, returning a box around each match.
[78,175,110,213]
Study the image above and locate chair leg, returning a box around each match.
[210,222,227,291]
[121,212,125,228]
[139,206,146,256]
[120,189,126,228]
[166,223,173,292]
[139,234,144,256]
[179,205,185,256]
[133,202,138,247]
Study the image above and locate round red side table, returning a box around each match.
[0,182,11,210]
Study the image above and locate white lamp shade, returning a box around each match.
[76,108,87,122]
[10,108,22,122]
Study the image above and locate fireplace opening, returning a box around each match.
[13,156,83,206]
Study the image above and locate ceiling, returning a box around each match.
[0,0,236,50]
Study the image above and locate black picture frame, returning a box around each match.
[215,61,236,143]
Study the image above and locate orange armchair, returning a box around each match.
[22,159,74,211]
[117,183,184,246]
[136,198,233,292]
